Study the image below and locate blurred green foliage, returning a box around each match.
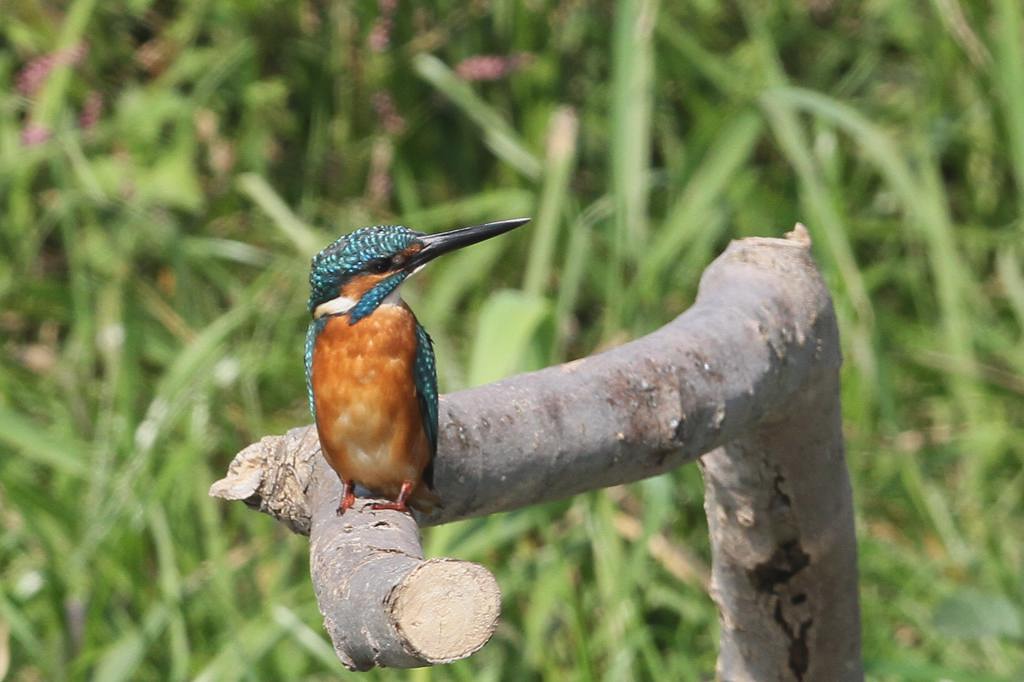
[1,0,1023,680]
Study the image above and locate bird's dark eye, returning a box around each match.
[369,258,390,274]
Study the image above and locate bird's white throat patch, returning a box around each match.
[313,289,405,320]
[313,295,357,319]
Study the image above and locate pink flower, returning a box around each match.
[368,0,397,52]
[371,91,405,135]
[369,18,393,52]
[79,91,103,130]
[456,53,533,82]
[16,42,89,96]
[21,123,52,146]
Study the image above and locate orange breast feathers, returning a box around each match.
[311,304,435,507]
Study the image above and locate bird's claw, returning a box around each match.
[336,483,356,516]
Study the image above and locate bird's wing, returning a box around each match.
[413,321,438,488]
[304,317,327,420]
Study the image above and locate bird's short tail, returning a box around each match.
[410,482,443,514]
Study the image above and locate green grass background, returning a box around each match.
[2,1,1023,680]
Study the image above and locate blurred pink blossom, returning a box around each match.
[368,0,398,52]
[455,53,533,81]
[79,91,103,130]
[371,91,405,135]
[21,123,52,146]
[369,19,393,52]
[16,42,89,96]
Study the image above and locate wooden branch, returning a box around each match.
[210,225,862,678]
[306,464,500,670]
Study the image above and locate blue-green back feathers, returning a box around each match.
[413,322,438,486]
[305,317,327,419]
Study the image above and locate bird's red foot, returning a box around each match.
[369,480,414,514]
[335,480,356,516]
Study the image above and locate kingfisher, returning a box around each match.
[305,218,530,515]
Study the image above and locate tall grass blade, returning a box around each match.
[524,107,578,296]
[992,0,1024,222]
[237,173,321,255]
[414,54,541,180]
[638,110,763,289]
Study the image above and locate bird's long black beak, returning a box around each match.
[406,218,530,271]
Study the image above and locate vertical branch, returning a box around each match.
[702,350,860,679]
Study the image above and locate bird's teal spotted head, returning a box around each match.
[308,218,529,323]
[308,225,418,322]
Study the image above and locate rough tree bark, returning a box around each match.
[210,225,862,680]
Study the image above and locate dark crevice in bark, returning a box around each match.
[750,541,813,681]
[773,600,812,681]
[772,471,792,508]
[749,540,810,593]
